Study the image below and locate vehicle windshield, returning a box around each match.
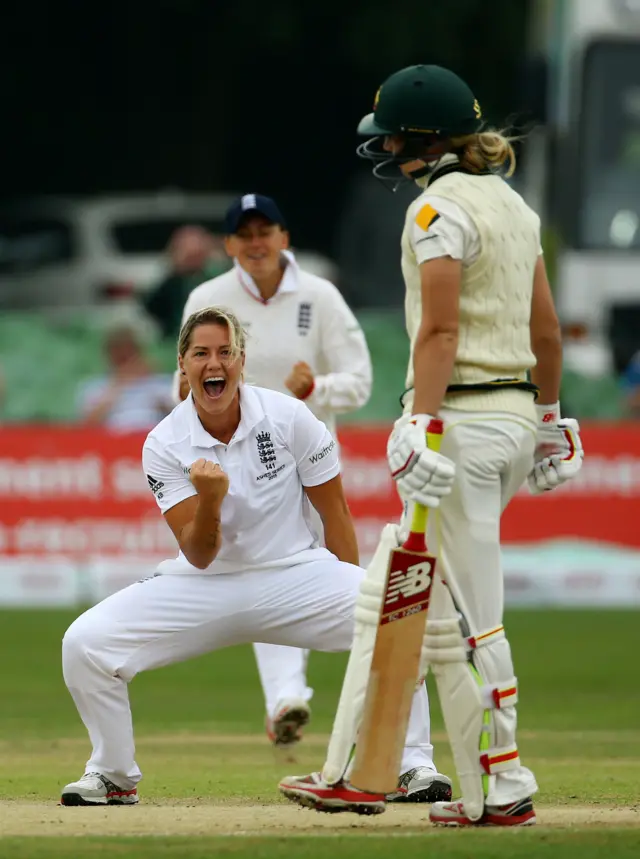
[112,218,227,253]
[0,217,74,273]
[579,39,640,249]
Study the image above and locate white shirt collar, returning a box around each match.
[415,153,461,189]
[234,249,299,301]
[187,384,265,448]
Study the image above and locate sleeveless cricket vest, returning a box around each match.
[401,168,540,420]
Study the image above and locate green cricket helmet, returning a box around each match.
[357,64,483,190]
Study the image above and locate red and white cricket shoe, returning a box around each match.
[278,772,386,815]
[430,797,536,826]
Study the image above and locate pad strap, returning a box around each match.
[480,745,520,774]
[480,679,518,710]
[466,624,505,650]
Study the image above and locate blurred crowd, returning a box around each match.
[1,211,640,429]
[72,225,232,432]
[142,225,230,341]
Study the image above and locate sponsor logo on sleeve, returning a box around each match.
[309,440,336,465]
[146,475,165,499]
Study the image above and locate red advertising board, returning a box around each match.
[0,423,639,559]
[0,428,173,558]
[338,423,640,548]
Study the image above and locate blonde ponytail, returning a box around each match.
[450,130,517,177]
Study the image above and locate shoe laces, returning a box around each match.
[77,773,106,788]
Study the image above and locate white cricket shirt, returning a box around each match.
[142,384,340,575]
[174,250,372,433]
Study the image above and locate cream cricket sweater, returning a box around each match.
[401,169,540,421]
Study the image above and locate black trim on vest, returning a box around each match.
[399,378,539,410]
[427,163,493,186]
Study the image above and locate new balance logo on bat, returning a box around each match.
[146,475,165,499]
[386,561,432,605]
[309,440,335,464]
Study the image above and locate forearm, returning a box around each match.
[530,331,563,405]
[179,499,222,569]
[322,508,360,566]
[310,371,372,413]
[411,331,458,416]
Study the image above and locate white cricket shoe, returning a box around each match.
[386,766,453,803]
[60,772,139,806]
[266,697,311,752]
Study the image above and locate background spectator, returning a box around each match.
[143,226,230,340]
[76,325,173,431]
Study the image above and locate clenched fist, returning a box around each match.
[189,458,229,505]
[285,361,315,399]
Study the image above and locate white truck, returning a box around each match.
[544,0,640,378]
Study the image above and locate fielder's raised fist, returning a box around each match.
[189,458,229,504]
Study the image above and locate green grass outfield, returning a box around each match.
[0,608,638,858]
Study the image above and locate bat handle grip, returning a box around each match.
[405,418,444,551]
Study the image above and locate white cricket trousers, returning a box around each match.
[62,558,434,790]
[250,503,325,718]
[401,408,539,806]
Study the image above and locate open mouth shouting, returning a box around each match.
[203,376,227,400]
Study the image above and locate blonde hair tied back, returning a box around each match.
[450,129,517,178]
[178,306,247,359]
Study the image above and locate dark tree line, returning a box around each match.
[4,0,532,254]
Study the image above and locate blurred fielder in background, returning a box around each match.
[175,194,373,754]
[280,64,584,825]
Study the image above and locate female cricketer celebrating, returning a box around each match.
[60,306,446,806]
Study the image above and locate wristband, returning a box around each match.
[409,413,436,430]
[535,402,561,424]
[299,380,315,401]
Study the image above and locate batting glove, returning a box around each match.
[387,413,455,508]
[527,403,584,495]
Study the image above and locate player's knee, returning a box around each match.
[62,612,110,676]
[62,616,89,662]
[335,562,366,618]
[473,633,515,683]
[343,561,366,594]
[328,572,383,652]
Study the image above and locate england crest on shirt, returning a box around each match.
[297,302,312,335]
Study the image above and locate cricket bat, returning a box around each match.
[349,417,443,795]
